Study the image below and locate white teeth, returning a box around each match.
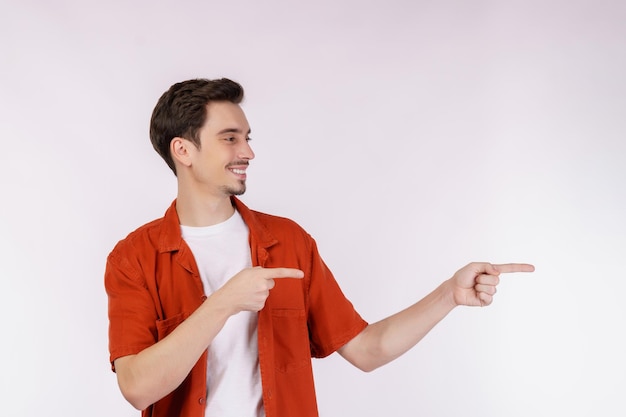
[231,169,245,174]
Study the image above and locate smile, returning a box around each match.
[230,168,246,175]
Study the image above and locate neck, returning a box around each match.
[175,187,236,227]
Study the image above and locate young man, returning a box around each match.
[105,78,534,417]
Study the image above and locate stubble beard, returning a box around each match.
[222,181,247,196]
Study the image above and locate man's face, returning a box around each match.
[186,101,255,197]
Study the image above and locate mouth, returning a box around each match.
[227,162,249,179]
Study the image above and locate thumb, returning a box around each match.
[485,263,500,275]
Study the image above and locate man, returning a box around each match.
[105,78,534,417]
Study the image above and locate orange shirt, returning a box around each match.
[105,197,368,417]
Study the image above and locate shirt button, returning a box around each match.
[199,397,205,405]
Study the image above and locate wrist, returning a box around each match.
[438,278,459,310]
[201,291,235,323]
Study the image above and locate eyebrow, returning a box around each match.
[217,128,252,135]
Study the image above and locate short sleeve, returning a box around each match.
[105,245,159,370]
[305,237,368,358]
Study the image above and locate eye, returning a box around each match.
[225,137,235,142]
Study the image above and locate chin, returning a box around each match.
[224,183,247,196]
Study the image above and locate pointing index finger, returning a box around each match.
[492,263,535,274]
[261,267,304,280]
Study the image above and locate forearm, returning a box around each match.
[340,279,457,372]
[115,295,231,410]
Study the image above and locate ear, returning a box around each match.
[170,137,193,168]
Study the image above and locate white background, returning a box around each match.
[1,1,625,416]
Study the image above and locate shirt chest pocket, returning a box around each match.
[271,308,312,373]
[155,311,190,340]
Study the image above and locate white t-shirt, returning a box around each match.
[181,210,264,417]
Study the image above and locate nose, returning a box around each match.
[239,140,255,161]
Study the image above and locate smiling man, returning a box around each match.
[105,78,534,417]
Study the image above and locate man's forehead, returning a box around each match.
[204,101,250,131]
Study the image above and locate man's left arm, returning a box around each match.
[338,262,535,372]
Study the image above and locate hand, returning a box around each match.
[214,266,304,314]
[450,262,535,307]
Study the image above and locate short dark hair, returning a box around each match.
[149,78,245,174]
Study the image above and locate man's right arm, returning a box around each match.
[112,267,303,411]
